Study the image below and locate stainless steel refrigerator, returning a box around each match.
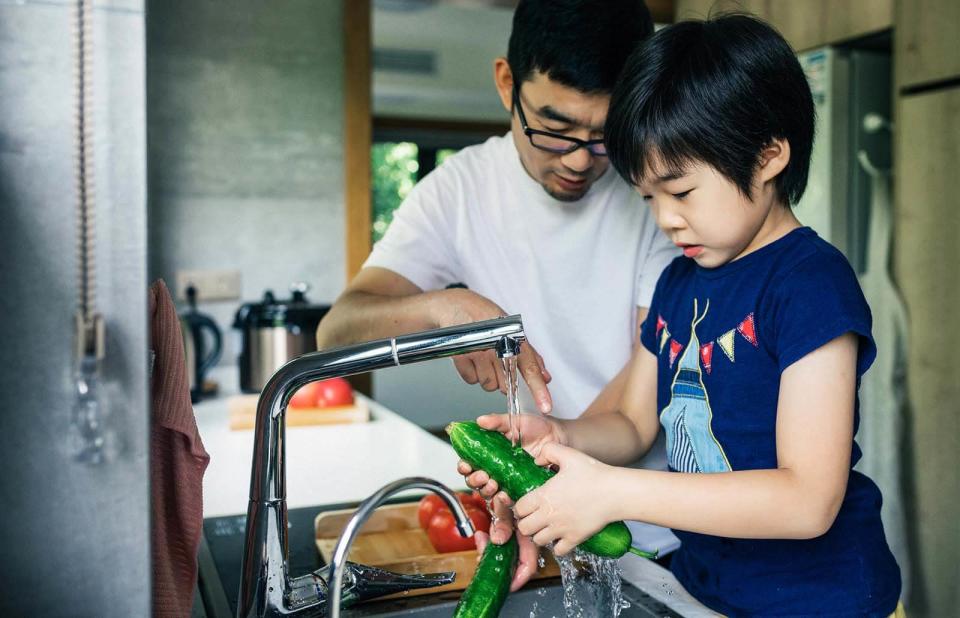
[796,46,892,274]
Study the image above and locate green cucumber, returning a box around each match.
[446,421,657,560]
[452,533,518,618]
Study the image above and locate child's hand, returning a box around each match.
[514,443,616,556]
[457,412,567,499]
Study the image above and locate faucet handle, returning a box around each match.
[315,561,456,607]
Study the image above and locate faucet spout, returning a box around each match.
[327,477,476,618]
[237,315,525,617]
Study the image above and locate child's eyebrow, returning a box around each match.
[647,169,688,184]
[656,171,686,182]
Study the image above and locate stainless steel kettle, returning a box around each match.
[179,286,223,402]
[232,283,330,393]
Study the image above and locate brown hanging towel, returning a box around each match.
[149,279,211,617]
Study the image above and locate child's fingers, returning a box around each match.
[480,479,499,498]
[531,527,559,548]
[513,491,538,518]
[465,469,488,488]
[515,509,549,539]
[552,538,575,557]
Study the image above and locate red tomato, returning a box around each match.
[460,491,488,511]
[417,494,447,530]
[315,377,354,407]
[426,506,491,553]
[417,492,490,530]
[288,382,322,409]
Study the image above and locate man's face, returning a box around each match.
[501,70,612,202]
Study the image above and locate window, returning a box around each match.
[370,120,508,244]
[371,142,420,243]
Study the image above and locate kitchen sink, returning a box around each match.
[347,576,682,617]
[198,503,681,617]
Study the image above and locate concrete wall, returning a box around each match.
[147,0,346,368]
[373,3,512,122]
[0,0,150,614]
[893,85,960,618]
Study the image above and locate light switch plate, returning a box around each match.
[175,269,242,302]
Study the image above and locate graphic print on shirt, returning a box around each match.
[660,299,732,473]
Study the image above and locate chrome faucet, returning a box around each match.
[237,315,526,617]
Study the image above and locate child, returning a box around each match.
[460,14,902,616]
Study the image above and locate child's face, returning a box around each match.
[637,153,792,269]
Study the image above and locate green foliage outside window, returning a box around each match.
[372,142,419,244]
[371,143,462,244]
[436,148,458,167]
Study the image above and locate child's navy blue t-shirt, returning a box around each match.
[640,227,901,617]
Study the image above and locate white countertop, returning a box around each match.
[194,368,468,519]
[194,367,716,617]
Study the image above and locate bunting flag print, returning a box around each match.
[656,315,667,338]
[737,313,758,347]
[660,326,671,353]
[717,329,736,363]
[669,339,684,368]
[700,342,714,374]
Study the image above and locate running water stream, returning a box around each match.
[500,354,629,616]
[553,549,631,617]
[501,355,522,449]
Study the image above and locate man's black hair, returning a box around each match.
[507,0,654,94]
[605,14,815,206]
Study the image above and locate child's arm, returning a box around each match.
[514,333,858,555]
[560,342,662,465]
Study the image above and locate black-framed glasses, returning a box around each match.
[513,84,607,157]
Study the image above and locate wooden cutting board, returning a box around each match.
[227,394,369,430]
[314,502,560,599]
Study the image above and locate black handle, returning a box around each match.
[191,314,223,376]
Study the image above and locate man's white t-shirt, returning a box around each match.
[365,133,680,552]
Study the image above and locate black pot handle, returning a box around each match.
[192,314,223,377]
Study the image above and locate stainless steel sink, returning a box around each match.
[198,505,683,618]
[343,577,683,617]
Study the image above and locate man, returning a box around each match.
[317,0,678,586]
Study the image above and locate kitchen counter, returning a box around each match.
[195,368,467,519]
[193,367,716,617]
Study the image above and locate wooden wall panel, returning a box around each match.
[675,0,892,52]
[344,0,372,281]
[896,0,960,90]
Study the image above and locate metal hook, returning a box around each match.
[857,149,890,178]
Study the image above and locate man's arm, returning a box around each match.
[316,267,446,348]
[316,266,553,413]
[580,307,648,418]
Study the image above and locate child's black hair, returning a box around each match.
[605,14,815,206]
[507,0,653,94]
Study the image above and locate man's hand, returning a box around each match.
[437,288,552,414]
[473,493,541,591]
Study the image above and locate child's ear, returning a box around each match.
[757,138,791,183]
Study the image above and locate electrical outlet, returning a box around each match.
[176,269,242,302]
